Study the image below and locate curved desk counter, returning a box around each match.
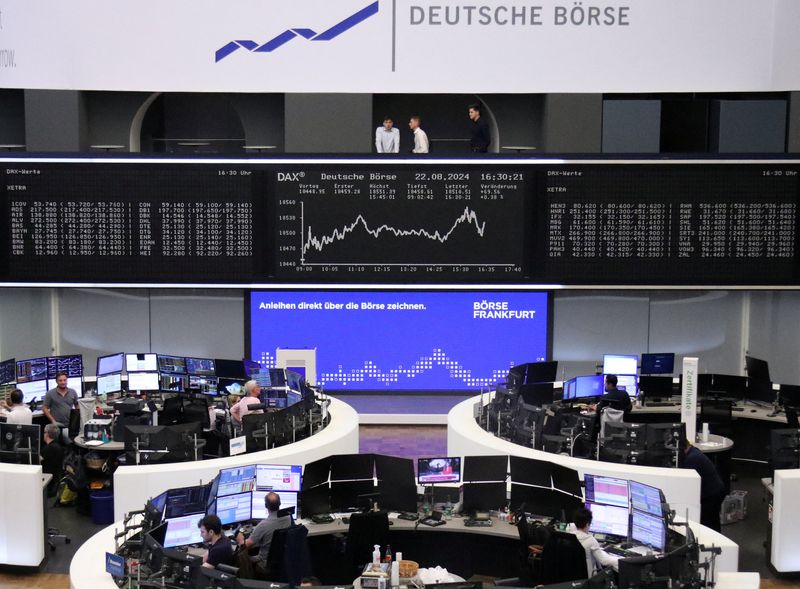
[0,463,46,566]
[448,395,702,522]
[71,512,740,589]
[113,397,359,520]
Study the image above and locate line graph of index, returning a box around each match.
[273,167,528,278]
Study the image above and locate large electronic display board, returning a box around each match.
[1,158,797,286]
[249,290,550,392]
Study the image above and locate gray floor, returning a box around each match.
[41,497,107,574]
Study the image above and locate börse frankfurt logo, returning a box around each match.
[215,1,379,62]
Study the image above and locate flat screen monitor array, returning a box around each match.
[417,457,462,484]
[210,463,302,526]
[1,354,85,402]
[583,474,667,551]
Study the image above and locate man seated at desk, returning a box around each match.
[236,491,291,574]
[230,380,264,428]
[41,423,64,497]
[198,514,234,569]
[595,375,633,416]
[568,507,620,576]
[0,389,33,425]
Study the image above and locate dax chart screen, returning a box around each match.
[271,166,529,281]
[249,290,550,392]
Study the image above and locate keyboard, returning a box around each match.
[732,406,745,412]
[646,402,679,407]
[311,514,335,524]
[397,512,419,521]
[605,546,639,558]
[464,519,492,527]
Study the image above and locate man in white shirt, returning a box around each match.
[409,116,429,154]
[569,507,620,576]
[375,116,400,153]
[0,389,33,425]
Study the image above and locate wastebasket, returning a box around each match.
[90,490,114,525]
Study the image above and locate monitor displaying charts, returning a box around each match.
[251,490,298,520]
[127,372,159,391]
[631,510,666,552]
[97,353,124,376]
[586,501,630,538]
[97,373,122,396]
[217,465,256,497]
[584,474,629,508]
[126,353,158,373]
[215,492,252,526]
[162,513,204,548]
[630,480,664,517]
[256,464,302,492]
[17,379,48,404]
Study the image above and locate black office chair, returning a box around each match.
[699,400,733,438]
[540,530,588,584]
[344,512,389,578]
[266,523,313,587]
[785,406,799,429]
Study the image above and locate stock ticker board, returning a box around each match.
[0,159,798,285]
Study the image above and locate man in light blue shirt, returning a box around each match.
[375,116,400,153]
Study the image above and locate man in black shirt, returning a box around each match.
[40,423,64,497]
[198,514,234,569]
[596,374,633,417]
[683,443,726,532]
[468,103,491,153]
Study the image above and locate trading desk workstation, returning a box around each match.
[0,351,353,568]
[74,451,746,589]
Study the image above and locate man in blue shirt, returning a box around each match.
[683,442,726,531]
[198,514,233,569]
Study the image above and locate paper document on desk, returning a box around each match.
[84,440,105,447]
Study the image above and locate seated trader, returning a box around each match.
[43,372,79,430]
[41,423,64,496]
[683,442,726,532]
[0,389,33,425]
[198,514,234,569]
[237,492,291,571]
[568,507,620,576]
[596,375,632,417]
[230,380,264,427]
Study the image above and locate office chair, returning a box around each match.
[540,530,588,584]
[266,523,313,586]
[599,408,624,440]
[699,400,733,438]
[785,406,799,429]
[542,434,569,455]
[344,512,389,578]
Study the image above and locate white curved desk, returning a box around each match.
[0,463,45,566]
[113,397,359,520]
[71,513,742,589]
[448,395,702,521]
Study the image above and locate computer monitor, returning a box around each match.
[47,355,83,379]
[0,358,15,385]
[255,464,302,492]
[162,513,204,548]
[300,484,331,516]
[214,359,247,379]
[770,429,800,470]
[638,376,673,398]
[745,355,771,384]
[158,355,187,375]
[574,375,605,400]
[562,377,577,401]
[128,372,160,391]
[251,490,298,520]
[164,485,209,519]
[520,382,555,406]
[780,384,800,408]
[148,490,169,521]
[630,480,664,517]
[97,353,124,376]
[243,359,261,377]
[46,376,83,396]
[265,368,287,388]
[640,353,675,375]
[417,457,461,484]
[584,474,629,508]
[509,483,580,518]
[586,501,630,539]
[214,492,253,526]
[707,374,748,401]
[159,374,187,393]
[0,423,41,464]
[509,455,552,487]
[126,353,158,373]
[603,355,638,377]
[510,361,559,385]
[331,454,374,481]
[188,375,218,395]
[17,379,48,404]
[612,375,638,397]
[462,482,506,513]
[15,357,47,383]
[217,465,257,497]
[97,373,122,396]
[463,455,507,483]
[631,510,666,552]
[186,357,216,376]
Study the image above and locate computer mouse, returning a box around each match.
[751,409,757,413]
